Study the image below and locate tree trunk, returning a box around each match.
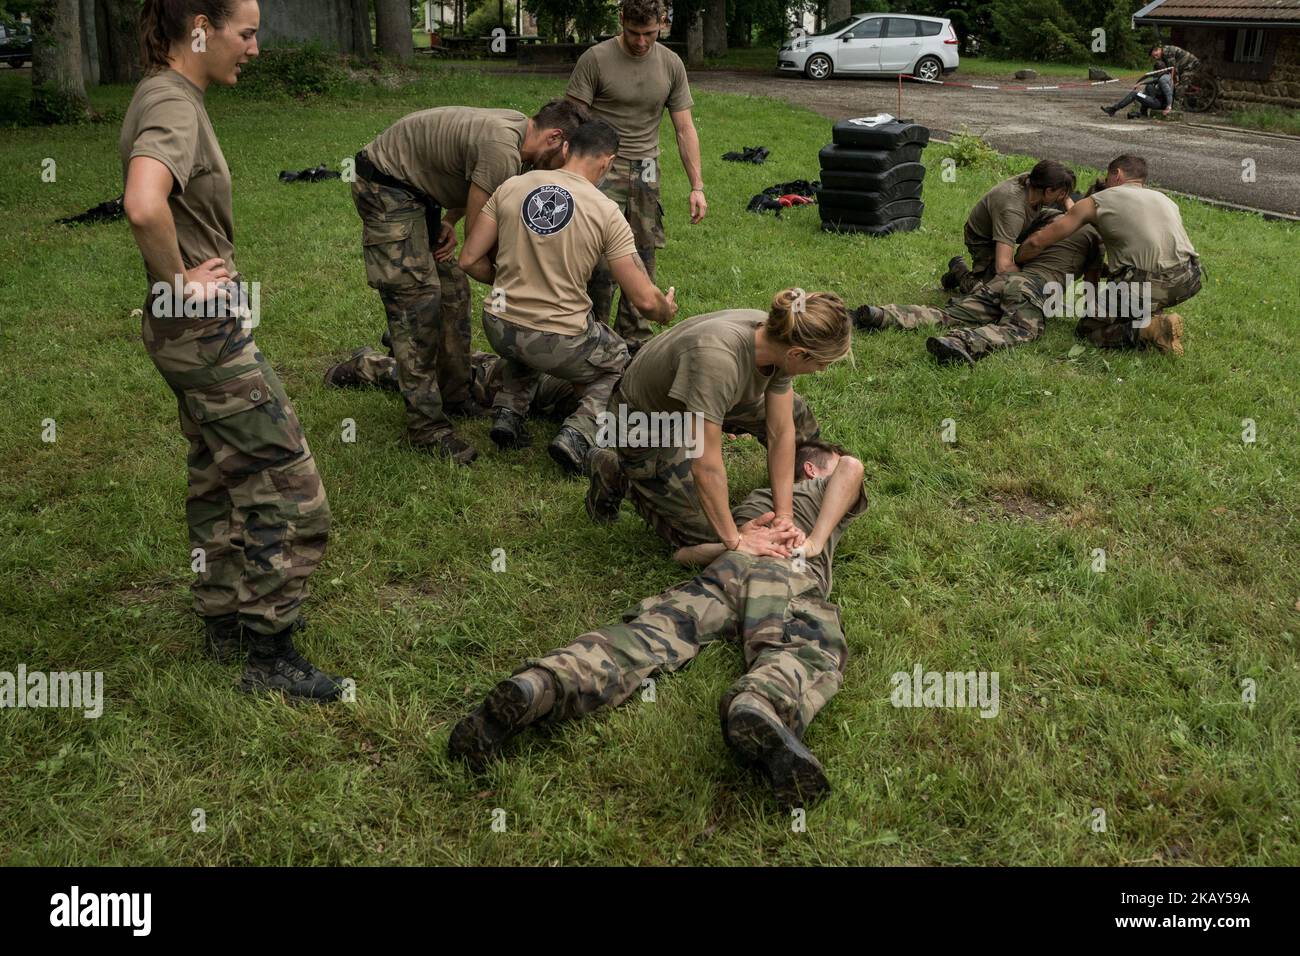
[349,0,374,58]
[704,0,726,58]
[827,0,850,26]
[79,0,99,86]
[686,11,704,66]
[31,0,93,123]
[727,12,750,49]
[95,0,143,83]
[374,0,414,62]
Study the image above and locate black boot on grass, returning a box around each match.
[449,668,556,768]
[239,621,344,702]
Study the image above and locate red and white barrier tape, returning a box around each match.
[901,74,1120,92]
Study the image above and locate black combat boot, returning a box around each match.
[489,407,531,450]
[203,613,246,663]
[1101,105,1117,116]
[448,668,556,768]
[585,447,626,524]
[851,304,886,331]
[547,425,591,476]
[941,255,968,292]
[723,693,830,808]
[322,350,365,388]
[926,334,976,366]
[239,621,344,702]
[415,431,478,465]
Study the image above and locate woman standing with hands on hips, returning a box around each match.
[121,0,343,700]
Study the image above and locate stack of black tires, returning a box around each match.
[817,118,930,235]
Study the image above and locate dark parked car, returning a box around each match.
[0,24,33,69]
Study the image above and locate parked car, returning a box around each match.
[778,14,959,81]
[0,23,33,69]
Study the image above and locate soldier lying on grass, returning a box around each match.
[449,440,868,808]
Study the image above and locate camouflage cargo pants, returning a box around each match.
[587,156,665,344]
[326,346,580,420]
[1076,256,1202,348]
[352,173,472,445]
[482,311,629,446]
[142,297,330,636]
[880,272,1047,360]
[609,386,822,549]
[521,552,846,738]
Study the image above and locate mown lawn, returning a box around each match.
[1,62,1297,866]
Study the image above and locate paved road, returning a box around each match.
[689,70,1300,217]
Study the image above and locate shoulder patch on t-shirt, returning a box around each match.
[521,183,576,236]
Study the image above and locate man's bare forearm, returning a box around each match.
[804,458,866,552]
[676,124,704,190]
[673,542,727,566]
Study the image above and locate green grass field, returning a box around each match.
[1,63,1298,866]
[1226,105,1300,138]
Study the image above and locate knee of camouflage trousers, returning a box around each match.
[144,311,330,635]
[717,563,847,739]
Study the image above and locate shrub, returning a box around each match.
[234,43,348,98]
[944,127,1001,168]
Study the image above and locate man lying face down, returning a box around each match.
[449,441,868,808]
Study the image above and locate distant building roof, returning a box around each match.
[1134,0,1300,25]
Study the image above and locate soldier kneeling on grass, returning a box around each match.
[852,206,1104,366]
[1015,153,1200,356]
[458,119,676,475]
[449,441,868,809]
[940,159,1077,295]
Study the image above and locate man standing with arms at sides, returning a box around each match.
[1017,154,1199,356]
[566,0,706,345]
[350,99,588,465]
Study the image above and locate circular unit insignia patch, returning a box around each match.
[522,184,575,236]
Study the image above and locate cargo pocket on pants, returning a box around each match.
[583,326,630,377]
[361,216,431,293]
[183,367,306,478]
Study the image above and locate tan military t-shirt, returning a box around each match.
[365,107,528,211]
[566,37,694,160]
[481,168,637,335]
[120,69,235,284]
[620,310,793,426]
[1092,183,1197,273]
[732,475,869,595]
[965,174,1033,251]
[1021,211,1105,283]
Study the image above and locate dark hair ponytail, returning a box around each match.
[140,0,235,73]
[1027,158,1076,193]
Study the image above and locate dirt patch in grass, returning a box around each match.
[954,490,1103,527]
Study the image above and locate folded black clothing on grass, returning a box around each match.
[279,164,342,183]
[722,145,770,164]
[56,195,124,226]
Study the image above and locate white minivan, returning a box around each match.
[777,13,959,81]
